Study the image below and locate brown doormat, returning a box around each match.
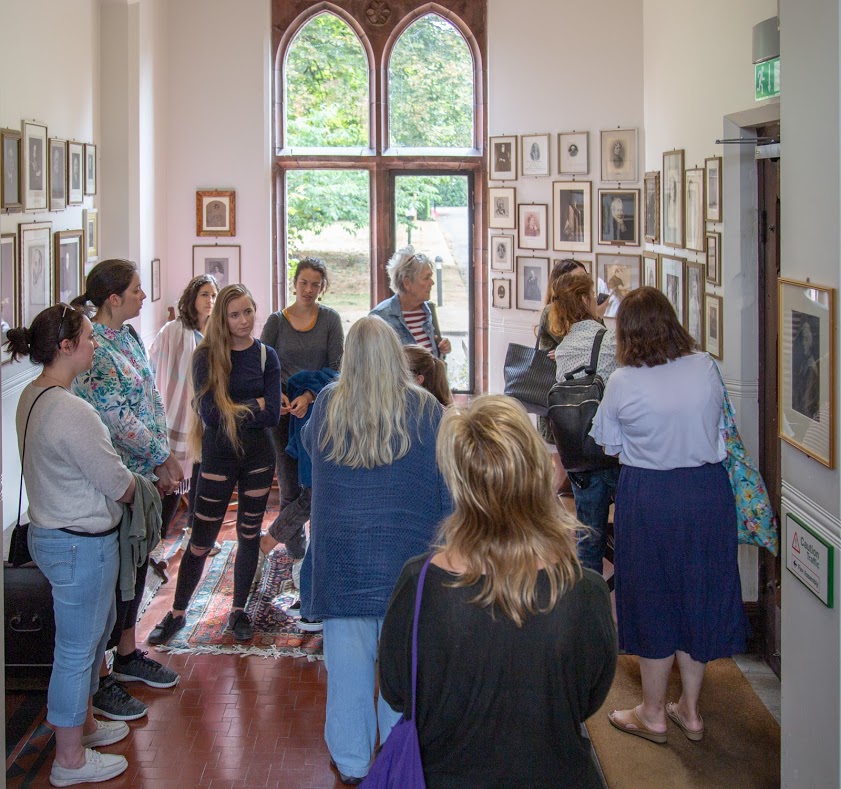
[586,655,780,789]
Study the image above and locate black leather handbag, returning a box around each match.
[503,337,556,415]
[547,329,620,474]
[4,563,55,669]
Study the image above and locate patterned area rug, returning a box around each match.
[156,542,323,660]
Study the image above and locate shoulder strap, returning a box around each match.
[410,555,434,722]
[17,386,61,528]
[586,328,608,375]
[260,341,266,373]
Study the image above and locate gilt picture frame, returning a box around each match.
[196,189,236,237]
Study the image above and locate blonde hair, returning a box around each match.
[436,395,581,626]
[404,344,453,406]
[189,284,256,456]
[318,316,436,469]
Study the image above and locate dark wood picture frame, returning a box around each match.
[1,128,23,213]
[684,260,705,342]
[598,188,639,246]
[644,170,660,243]
[705,156,722,222]
[67,141,84,205]
[685,167,706,252]
[49,138,67,211]
[489,186,516,230]
[22,120,48,212]
[643,251,659,289]
[54,229,85,304]
[705,292,723,361]
[84,143,97,195]
[662,149,685,248]
[489,135,517,181]
[151,257,161,302]
[706,230,722,285]
[553,180,591,253]
[518,203,548,250]
[1,232,19,364]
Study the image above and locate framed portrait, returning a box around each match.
[492,278,511,309]
[490,234,514,272]
[684,261,705,342]
[516,256,550,311]
[597,254,641,319]
[488,186,516,229]
[67,141,84,205]
[662,149,685,248]
[643,251,659,289]
[84,208,99,264]
[706,230,721,285]
[489,135,517,181]
[558,132,588,175]
[644,171,660,243]
[518,203,548,250]
[22,120,48,212]
[705,292,723,361]
[2,128,23,212]
[705,156,722,222]
[196,189,236,237]
[553,181,591,253]
[151,258,161,302]
[53,230,84,304]
[1,233,19,364]
[779,279,835,467]
[84,143,97,195]
[600,128,637,183]
[555,257,591,277]
[598,189,639,246]
[660,254,685,324]
[193,244,241,287]
[49,138,67,211]
[520,133,550,177]
[685,168,705,252]
[19,222,52,327]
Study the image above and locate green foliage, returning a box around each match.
[287,170,369,244]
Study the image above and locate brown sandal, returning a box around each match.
[666,702,704,741]
[608,707,668,744]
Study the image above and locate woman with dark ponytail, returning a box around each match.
[9,304,136,786]
[71,259,182,722]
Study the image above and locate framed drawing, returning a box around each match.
[685,168,705,252]
[520,133,550,177]
[19,221,52,327]
[492,278,511,309]
[49,138,67,211]
[600,128,637,182]
[706,230,721,285]
[556,257,592,277]
[67,141,84,205]
[193,244,241,287]
[1,233,18,364]
[196,189,236,237]
[516,257,549,311]
[643,251,659,289]
[705,292,723,361]
[558,132,588,175]
[518,203,548,250]
[660,254,685,324]
[662,149,685,248]
[489,186,516,230]
[151,258,161,302]
[84,208,99,264]
[598,188,639,246]
[54,230,84,304]
[489,135,517,181]
[597,254,641,319]
[2,128,23,212]
[22,120,48,212]
[644,171,660,243]
[685,261,705,342]
[84,143,97,195]
[705,156,722,222]
[779,279,835,467]
[490,234,514,272]
[553,181,591,253]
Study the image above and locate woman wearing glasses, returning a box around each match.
[8,304,137,786]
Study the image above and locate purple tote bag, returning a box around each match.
[360,557,432,789]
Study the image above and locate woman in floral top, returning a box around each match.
[71,259,183,722]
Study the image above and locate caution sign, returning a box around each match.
[786,512,834,607]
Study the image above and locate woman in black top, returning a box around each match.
[378,395,617,788]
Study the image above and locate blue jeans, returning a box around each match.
[323,617,403,778]
[570,466,620,573]
[28,526,119,728]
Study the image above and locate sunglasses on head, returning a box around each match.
[56,304,70,345]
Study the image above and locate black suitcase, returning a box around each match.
[4,563,55,669]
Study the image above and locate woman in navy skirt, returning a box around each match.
[591,287,748,744]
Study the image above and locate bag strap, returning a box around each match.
[410,555,434,723]
[17,386,61,528]
[260,341,266,373]
[562,328,607,380]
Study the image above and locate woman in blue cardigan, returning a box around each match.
[299,315,451,785]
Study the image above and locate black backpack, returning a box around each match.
[547,328,620,474]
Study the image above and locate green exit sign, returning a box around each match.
[755,57,780,101]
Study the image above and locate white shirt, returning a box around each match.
[590,352,726,470]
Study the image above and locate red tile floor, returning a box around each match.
[6,491,351,788]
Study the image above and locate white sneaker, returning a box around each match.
[49,748,128,787]
[80,719,129,748]
[179,527,191,552]
[292,559,303,591]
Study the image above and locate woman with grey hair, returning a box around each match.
[370,246,452,358]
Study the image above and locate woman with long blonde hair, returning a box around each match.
[149,284,281,646]
[378,395,617,788]
[299,315,450,785]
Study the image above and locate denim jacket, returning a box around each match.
[370,294,441,358]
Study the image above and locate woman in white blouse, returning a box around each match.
[591,287,748,745]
